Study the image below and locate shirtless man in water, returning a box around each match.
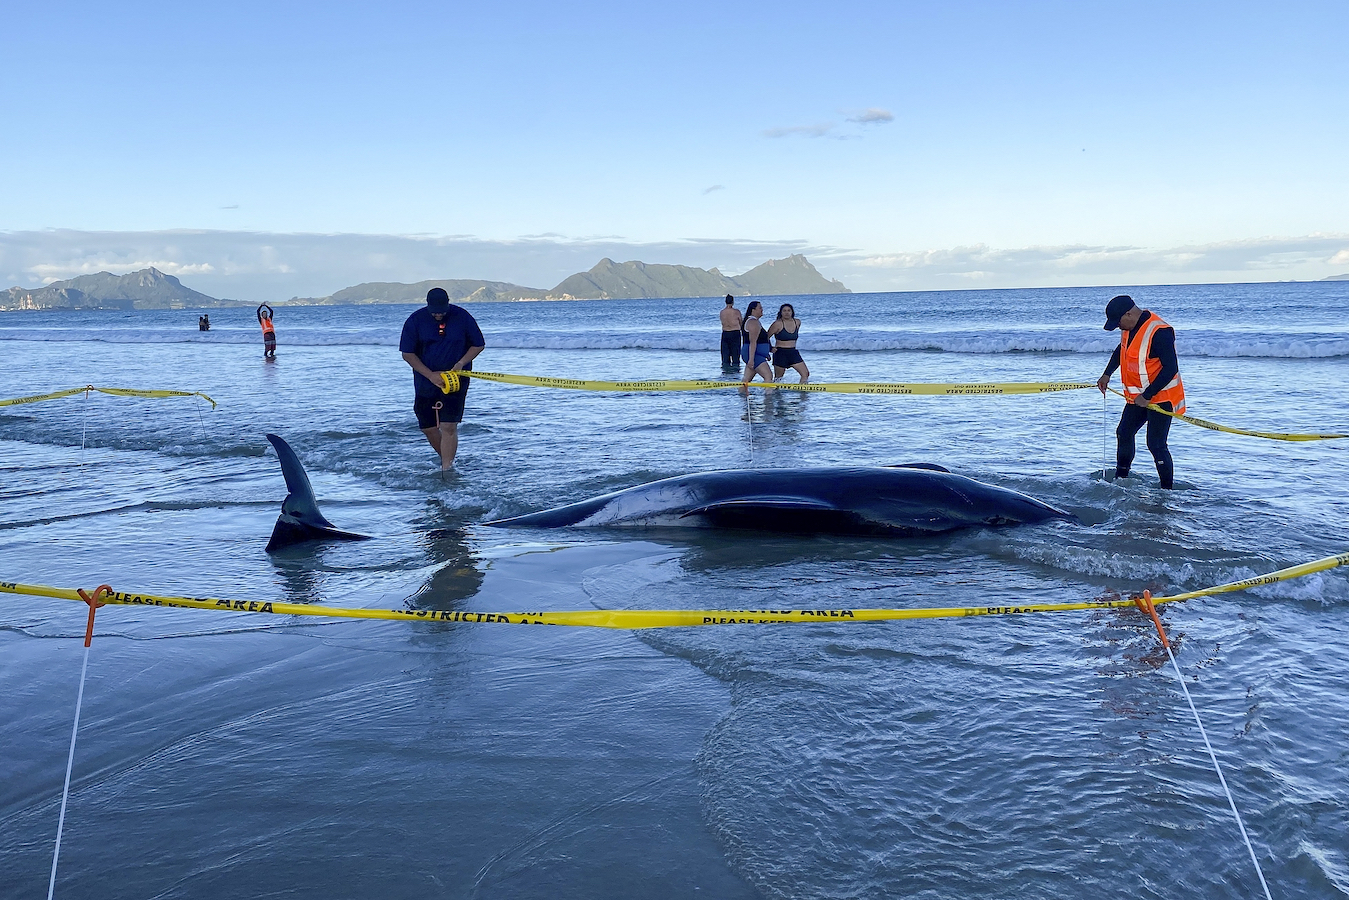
[719,295,742,370]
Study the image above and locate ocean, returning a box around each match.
[1,282,1347,898]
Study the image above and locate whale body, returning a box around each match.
[485,466,1074,536]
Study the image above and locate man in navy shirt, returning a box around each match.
[399,287,486,470]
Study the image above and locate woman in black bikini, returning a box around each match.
[767,303,809,383]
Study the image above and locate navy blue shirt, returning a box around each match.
[399,305,486,397]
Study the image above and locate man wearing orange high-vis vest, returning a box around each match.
[1096,294,1185,489]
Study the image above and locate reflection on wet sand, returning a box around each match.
[408,525,485,610]
[269,548,327,605]
[263,499,486,611]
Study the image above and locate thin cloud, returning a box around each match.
[762,123,835,139]
[764,109,892,140]
[29,260,217,284]
[846,234,1349,289]
[847,108,894,125]
[856,237,1349,275]
[702,185,725,195]
[0,229,845,300]
[9,229,1343,298]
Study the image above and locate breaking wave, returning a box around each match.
[2,326,1345,358]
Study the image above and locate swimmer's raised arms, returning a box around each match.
[257,304,276,358]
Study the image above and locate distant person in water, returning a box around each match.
[767,303,809,383]
[257,304,276,357]
[1096,294,1185,489]
[741,301,773,386]
[719,294,742,369]
[198,314,210,332]
[400,287,486,470]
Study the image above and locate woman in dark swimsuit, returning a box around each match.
[767,303,809,383]
[741,301,774,385]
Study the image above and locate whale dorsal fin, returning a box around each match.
[267,433,336,528]
[265,433,371,552]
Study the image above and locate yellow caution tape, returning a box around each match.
[4,552,1343,629]
[1107,388,1344,442]
[0,386,218,410]
[450,371,1345,438]
[446,370,1094,396]
[440,371,1347,439]
[1144,551,1349,603]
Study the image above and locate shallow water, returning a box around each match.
[2,283,1347,898]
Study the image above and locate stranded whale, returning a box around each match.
[265,433,372,552]
[263,436,1073,548]
[485,465,1074,536]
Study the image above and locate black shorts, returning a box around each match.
[773,347,804,368]
[414,381,470,429]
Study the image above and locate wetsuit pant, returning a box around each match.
[1116,400,1174,489]
[720,331,742,368]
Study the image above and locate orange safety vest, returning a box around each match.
[260,317,275,338]
[1120,313,1185,414]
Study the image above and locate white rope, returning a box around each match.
[48,641,92,900]
[745,390,754,461]
[78,388,91,469]
[1102,391,1110,480]
[193,394,209,444]
[1160,637,1273,899]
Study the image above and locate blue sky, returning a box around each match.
[3,0,1347,297]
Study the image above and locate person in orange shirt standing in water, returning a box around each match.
[257,304,277,358]
[1096,294,1185,489]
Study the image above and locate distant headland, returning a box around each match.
[1,254,849,311]
[2,268,239,312]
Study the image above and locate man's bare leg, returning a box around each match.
[420,426,442,460]
[436,422,459,469]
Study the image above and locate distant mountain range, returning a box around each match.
[307,279,546,305]
[547,254,849,300]
[0,254,849,310]
[2,268,247,311]
[1323,274,1349,281]
[294,254,849,304]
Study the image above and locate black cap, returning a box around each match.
[1103,294,1135,331]
[725,294,734,304]
[426,287,451,312]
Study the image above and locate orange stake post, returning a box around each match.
[1133,589,1170,650]
[75,585,111,647]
